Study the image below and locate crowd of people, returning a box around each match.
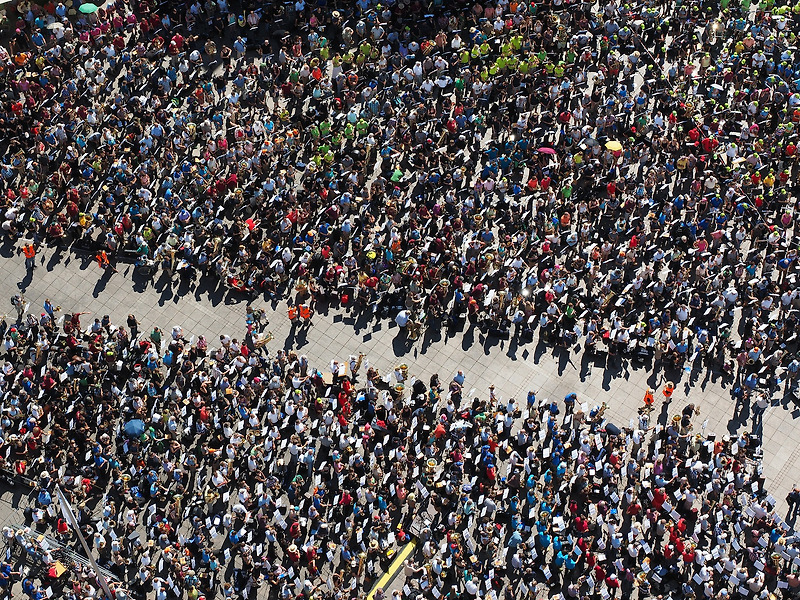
[0,0,799,391]
[0,296,792,600]
[2,0,800,597]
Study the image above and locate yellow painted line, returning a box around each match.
[367,538,418,600]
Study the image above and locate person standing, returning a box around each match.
[21,242,35,270]
[10,294,26,321]
[127,315,139,340]
[96,250,117,273]
[787,485,800,518]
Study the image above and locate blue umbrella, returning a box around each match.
[123,419,146,438]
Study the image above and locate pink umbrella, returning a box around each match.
[537,147,557,155]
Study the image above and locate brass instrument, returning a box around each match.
[593,402,608,422]
[357,551,367,577]
[352,353,365,378]
[254,332,274,348]
[601,292,617,311]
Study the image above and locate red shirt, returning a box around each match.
[626,502,641,516]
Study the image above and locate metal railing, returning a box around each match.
[9,524,119,583]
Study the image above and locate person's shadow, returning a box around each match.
[461,321,476,351]
[46,246,66,272]
[283,321,298,352]
[17,269,33,293]
[787,496,800,527]
[93,268,114,297]
[657,401,671,427]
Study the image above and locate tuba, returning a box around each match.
[352,353,365,377]
[594,402,608,421]
[205,488,220,504]
[254,332,274,348]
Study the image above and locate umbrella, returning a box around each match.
[46,21,64,29]
[78,2,99,13]
[123,419,146,438]
[605,140,623,151]
[537,147,557,155]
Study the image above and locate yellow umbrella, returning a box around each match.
[605,140,623,151]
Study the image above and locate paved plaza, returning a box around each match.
[0,242,798,523]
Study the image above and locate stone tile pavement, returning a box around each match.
[0,244,799,525]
